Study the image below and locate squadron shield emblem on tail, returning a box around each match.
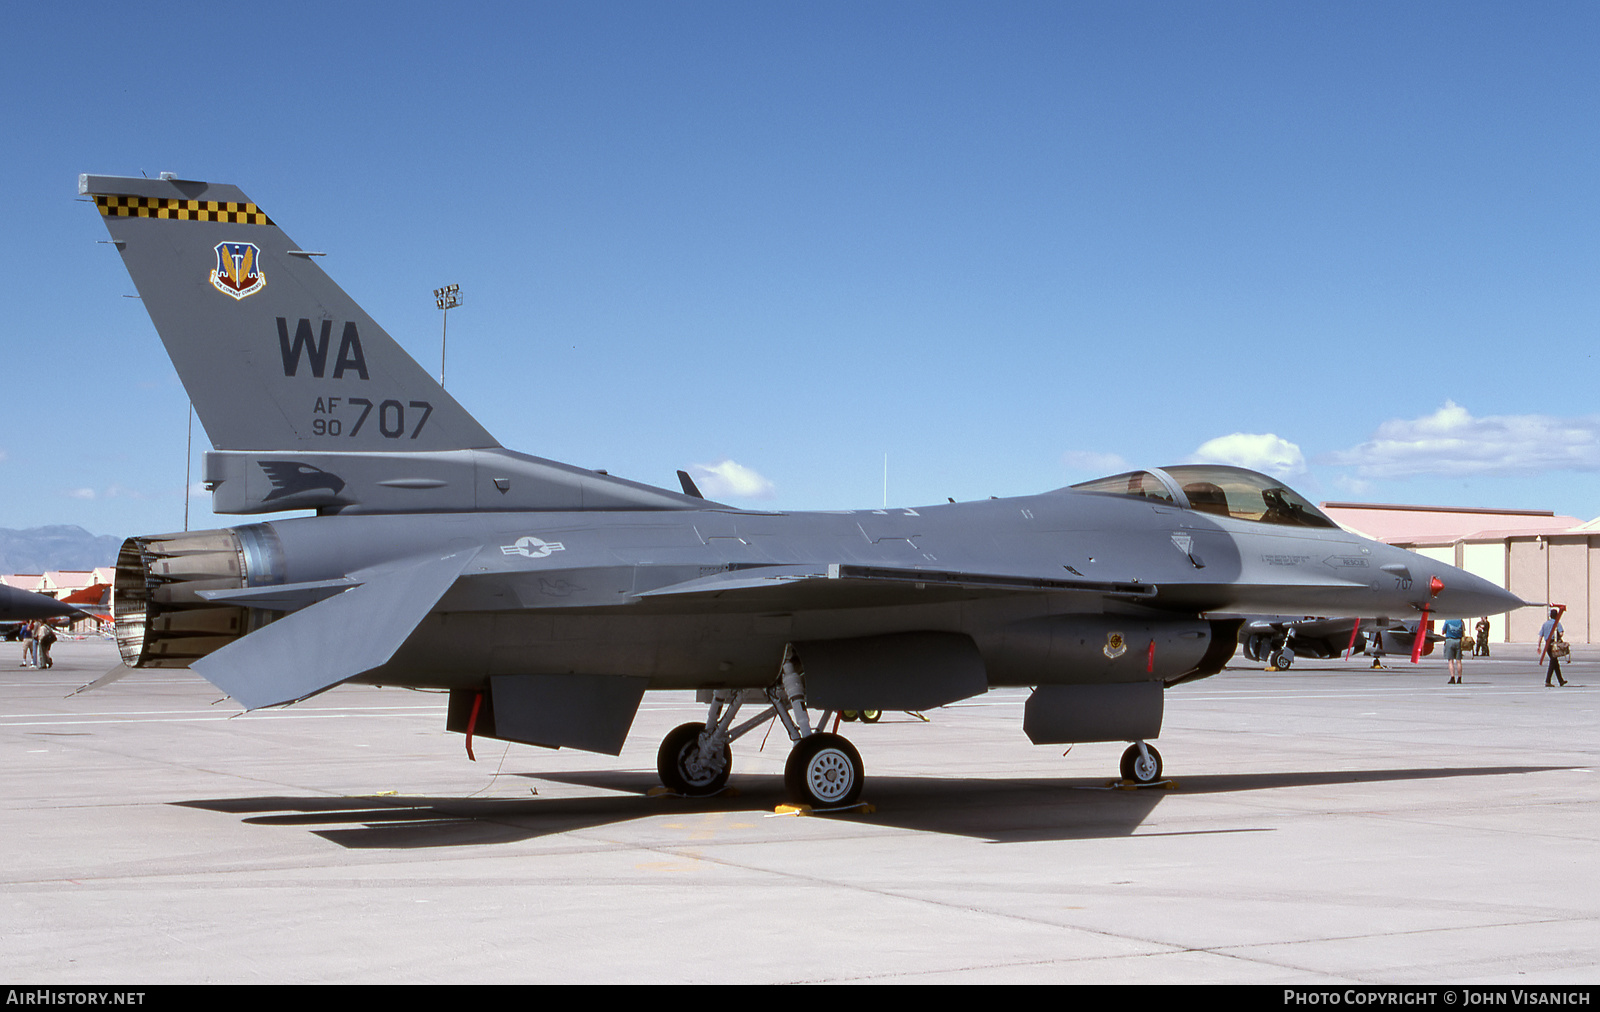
[210,241,266,300]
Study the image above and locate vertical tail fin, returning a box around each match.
[81,174,499,453]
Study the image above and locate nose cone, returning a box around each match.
[0,585,81,621]
[1428,567,1527,617]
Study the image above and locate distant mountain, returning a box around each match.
[0,526,123,574]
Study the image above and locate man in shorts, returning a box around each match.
[1441,616,1465,684]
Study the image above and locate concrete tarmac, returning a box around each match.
[3,638,1595,984]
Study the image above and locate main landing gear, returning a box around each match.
[784,733,864,807]
[657,721,732,796]
[655,647,866,808]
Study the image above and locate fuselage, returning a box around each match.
[143,484,1515,692]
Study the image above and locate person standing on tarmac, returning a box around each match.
[37,621,56,669]
[1441,616,1465,684]
[1537,607,1568,688]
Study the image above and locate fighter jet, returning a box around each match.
[81,173,1525,805]
[1239,615,1440,669]
[0,584,90,622]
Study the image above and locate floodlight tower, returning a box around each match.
[433,284,462,387]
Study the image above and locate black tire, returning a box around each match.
[784,733,864,807]
[859,710,881,724]
[657,722,731,796]
[1120,743,1163,784]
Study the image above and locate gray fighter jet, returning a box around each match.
[81,173,1525,805]
[1238,616,1439,669]
[0,585,89,622]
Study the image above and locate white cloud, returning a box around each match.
[67,488,96,500]
[690,459,776,500]
[1189,433,1306,478]
[1061,450,1131,475]
[1332,474,1375,497]
[1322,401,1600,478]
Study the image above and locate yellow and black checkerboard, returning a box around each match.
[94,194,274,226]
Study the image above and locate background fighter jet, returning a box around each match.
[82,173,1525,805]
[1238,616,1440,669]
[0,584,91,623]
[0,584,96,650]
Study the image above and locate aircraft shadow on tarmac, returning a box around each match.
[172,764,1564,849]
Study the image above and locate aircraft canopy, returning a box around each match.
[1068,465,1338,529]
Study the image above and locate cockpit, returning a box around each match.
[1065,465,1338,529]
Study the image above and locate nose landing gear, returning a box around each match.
[1119,741,1163,785]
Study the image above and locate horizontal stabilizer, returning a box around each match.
[192,549,474,709]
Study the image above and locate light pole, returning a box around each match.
[433,284,461,387]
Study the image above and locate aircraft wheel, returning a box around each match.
[657,722,731,796]
[841,710,859,722]
[1269,648,1295,670]
[1120,742,1163,784]
[859,710,881,724]
[784,733,864,807]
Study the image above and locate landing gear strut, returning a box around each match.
[654,645,867,807]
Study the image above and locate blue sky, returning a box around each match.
[5,2,1598,541]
